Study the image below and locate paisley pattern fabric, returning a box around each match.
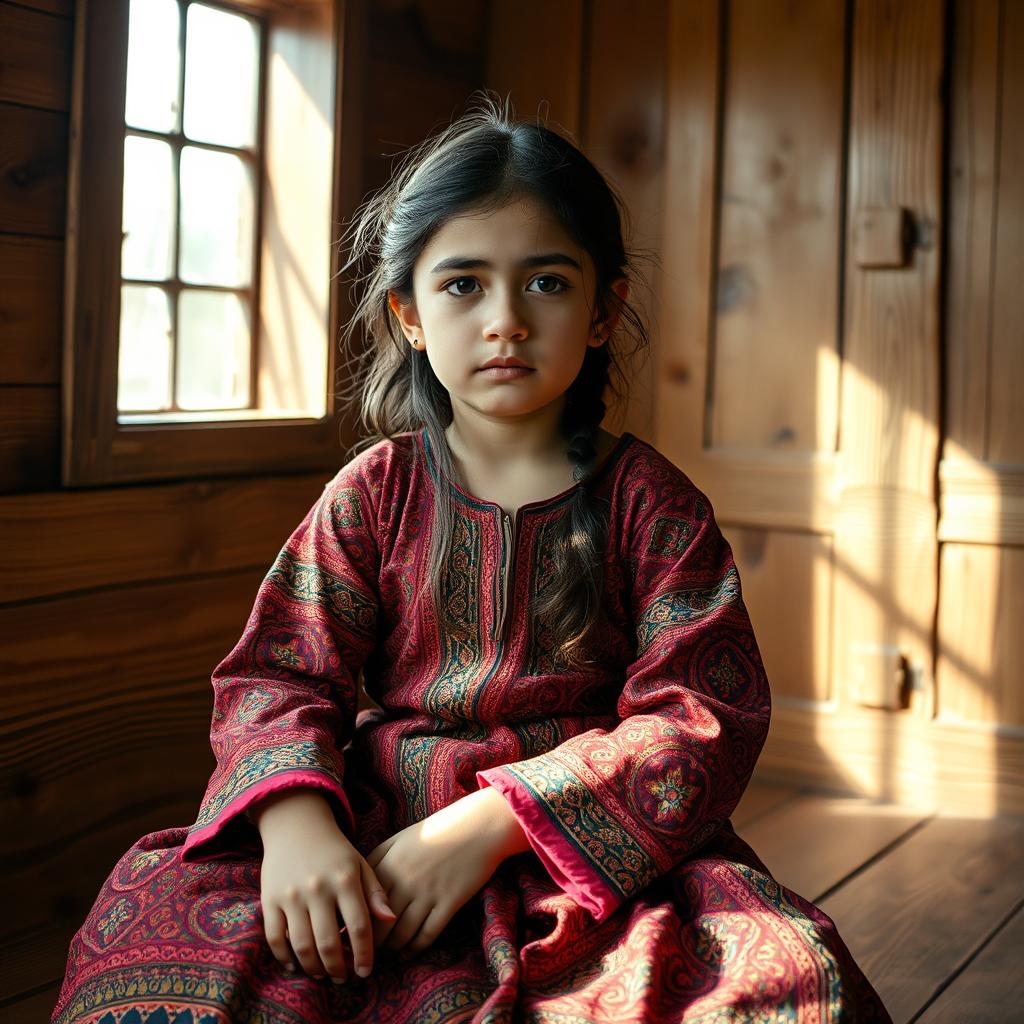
[52,429,891,1023]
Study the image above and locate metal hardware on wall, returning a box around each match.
[853,206,914,268]
[849,642,911,710]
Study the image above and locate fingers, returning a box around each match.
[282,905,325,979]
[263,904,296,972]
[309,896,351,982]
[279,871,352,981]
[406,903,449,955]
[371,888,405,949]
[335,872,375,978]
[363,863,397,923]
[383,897,429,953]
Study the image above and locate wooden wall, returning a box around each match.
[487,0,1024,815]
[0,0,488,1016]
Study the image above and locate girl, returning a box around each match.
[52,95,890,1023]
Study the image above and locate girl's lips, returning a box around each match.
[478,366,534,378]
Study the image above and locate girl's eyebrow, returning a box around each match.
[429,252,582,274]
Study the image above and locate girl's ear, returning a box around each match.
[387,289,423,343]
[592,277,630,344]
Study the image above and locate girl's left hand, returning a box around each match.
[365,788,514,956]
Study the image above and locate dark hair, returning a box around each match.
[336,91,652,668]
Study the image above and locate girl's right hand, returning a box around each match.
[252,788,397,983]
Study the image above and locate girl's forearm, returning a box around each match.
[469,785,531,861]
[250,785,529,861]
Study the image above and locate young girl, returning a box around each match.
[52,95,890,1023]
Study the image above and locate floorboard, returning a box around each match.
[731,780,802,828]
[736,793,930,902]
[819,815,1024,1022]
[915,904,1024,1023]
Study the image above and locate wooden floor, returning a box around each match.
[14,779,1023,1023]
[731,778,1024,1023]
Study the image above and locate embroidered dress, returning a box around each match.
[52,429,891,1023]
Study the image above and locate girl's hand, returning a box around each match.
[366,787,519,956]
[253,789,398,983]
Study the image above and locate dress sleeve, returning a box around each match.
[181,464,380,862]
[476,475,771,920]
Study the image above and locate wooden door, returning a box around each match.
[487,0,1023,813]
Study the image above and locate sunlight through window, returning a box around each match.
[118,0,263,416]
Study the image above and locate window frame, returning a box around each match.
[63,0,366,486]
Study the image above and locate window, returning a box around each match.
[63,0,365,484]
[119,1,265,418]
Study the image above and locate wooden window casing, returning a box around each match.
[63,0,367,485]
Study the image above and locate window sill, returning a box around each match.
[118,409,323,426]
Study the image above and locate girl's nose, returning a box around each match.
[483,291,529,341]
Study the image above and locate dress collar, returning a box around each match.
[417,427,635,515]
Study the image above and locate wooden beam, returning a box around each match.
[0,2,72,111]
[0,471,330,601]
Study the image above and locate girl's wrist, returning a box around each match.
[470,786,530,862]
[250,787,341,843]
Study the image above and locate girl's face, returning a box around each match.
[388,195,627,435]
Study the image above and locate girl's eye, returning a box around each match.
[529,275,567,294]
[444,277,480,296]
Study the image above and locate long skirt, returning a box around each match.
[49,820,890,1024]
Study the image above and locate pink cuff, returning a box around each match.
[182,771,355,862]
[476,767,617,921]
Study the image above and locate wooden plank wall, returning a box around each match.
[938,0,1024,738]
[0,0,488,1015]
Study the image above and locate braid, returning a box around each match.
[562,344,611,483]
[530,342,613,670]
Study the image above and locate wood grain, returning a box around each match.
[3,982,61,1024]
[0,1,72,111]
[485,0,584,136]
[0,102,66,237]
[937,543,1024,729]
[712,0,844,455]
[727,525,833,703]
[819,815,1024,1022]
[731,778,801,829]
[0,471,330,602]
[583,0,668,444]
[916,905,1024,1023]
[831,0,943,722]
[0,385,59,493]
[0,234,62,385]
[6,0,73,16]
[945,0,999,461]
[737,793,928,902]
[757,704,1024,815]
[0,569,266,726]
[987,0,1024,464]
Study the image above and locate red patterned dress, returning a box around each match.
[52,429,891,1023]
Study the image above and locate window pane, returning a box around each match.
[122,136,176,280]
[177,290,251,409]
[125,0,181,133]
[183,3,260,148]
[118,286,173,411]
[179,147,255,287]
